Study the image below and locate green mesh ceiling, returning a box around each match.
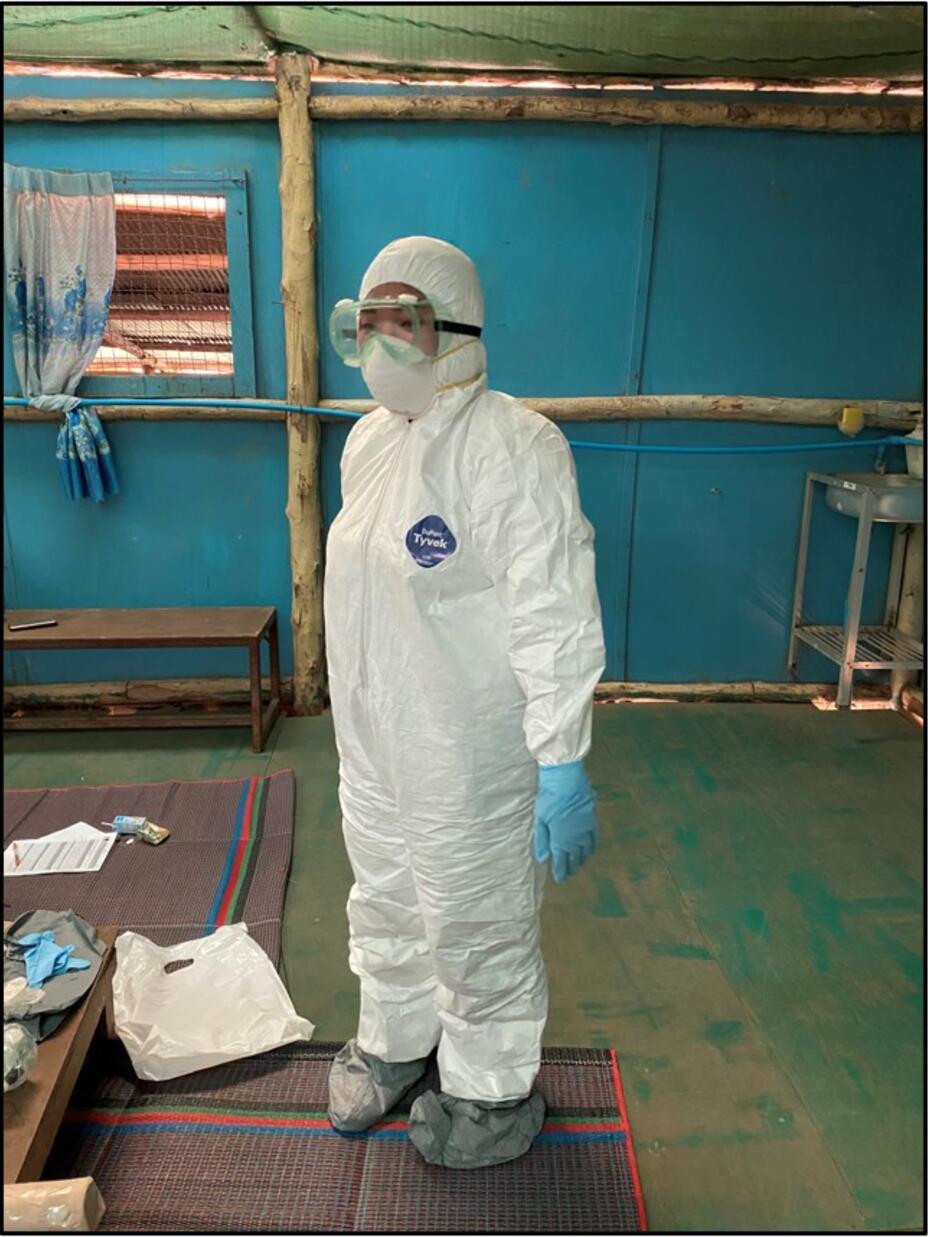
[4,4,924,80]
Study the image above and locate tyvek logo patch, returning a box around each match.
[405,515,457,568]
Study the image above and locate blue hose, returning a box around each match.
[567,437,920,455]
[3,396,921,455]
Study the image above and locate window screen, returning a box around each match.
[86,191,233,379]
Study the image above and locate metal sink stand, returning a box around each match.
[788,472,924,708]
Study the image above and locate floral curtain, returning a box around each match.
[4,163,119,501]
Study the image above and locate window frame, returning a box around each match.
[78,170,256,400]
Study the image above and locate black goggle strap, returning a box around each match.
[434,320,482,338]
[340,320,481,342]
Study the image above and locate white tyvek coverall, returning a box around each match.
[324,237,605,1102]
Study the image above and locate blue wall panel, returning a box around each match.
[642,128,924,399]
[316,123,652,400]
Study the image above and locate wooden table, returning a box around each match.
[4,606,282,752]
[4,924,118,1185]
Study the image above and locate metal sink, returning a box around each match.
[824,473,924,523]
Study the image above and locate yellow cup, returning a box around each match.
[838,405,864,437]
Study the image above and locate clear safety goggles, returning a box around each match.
[329,294,481,367]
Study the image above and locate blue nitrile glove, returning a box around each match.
[16,931,91,987]
[533,761,598,883]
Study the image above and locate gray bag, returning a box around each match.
[4,910,104,1041]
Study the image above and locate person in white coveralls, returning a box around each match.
[324,235,605,1169]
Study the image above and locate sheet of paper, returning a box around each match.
[37,821,108,843]
[4,824,116,876]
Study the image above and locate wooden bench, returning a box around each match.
[3,607,282,753]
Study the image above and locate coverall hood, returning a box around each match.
[360,236,487,412]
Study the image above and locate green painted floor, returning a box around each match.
[4,703,924,1232]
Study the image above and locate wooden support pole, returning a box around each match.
[310,94,922,133]
[4,94,922,133]
[594,680,891,703]
[6,56,922,92]
[309,59,925,93]
[276,53,325,715]
[312,61,659,89]
[5,677,862,709]
[319,395,921,430]
[3,97,278,122]
[4,395,921,430]
[3,404,287,422]
[4,676,293,708]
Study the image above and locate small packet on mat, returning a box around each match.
[105,816,170,845]
[108,815,145,835]
[138,820,169,846]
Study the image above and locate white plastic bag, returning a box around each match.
[4,977,45,1021]
[4,1022,37,1092]
[112,923,313,1081]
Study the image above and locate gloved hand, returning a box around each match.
[533,760,597,883]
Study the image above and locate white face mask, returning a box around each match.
[361,340,436,417]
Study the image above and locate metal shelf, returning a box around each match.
[788,471,925,707]
[795,625,924,670]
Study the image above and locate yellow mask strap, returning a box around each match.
[435,338,478,362]
[436,369,485,394]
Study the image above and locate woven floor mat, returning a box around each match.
[4,771,295,963]
[48,1040,647,1233]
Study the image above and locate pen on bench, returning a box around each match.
[7,619,58,631]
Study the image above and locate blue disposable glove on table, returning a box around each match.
[533,760,597,883]
[16,931,91,988]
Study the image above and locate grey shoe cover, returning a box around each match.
[327,1039,429,1133]
[408,1088,546,1169]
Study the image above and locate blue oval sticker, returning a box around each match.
[406,515,457,568]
